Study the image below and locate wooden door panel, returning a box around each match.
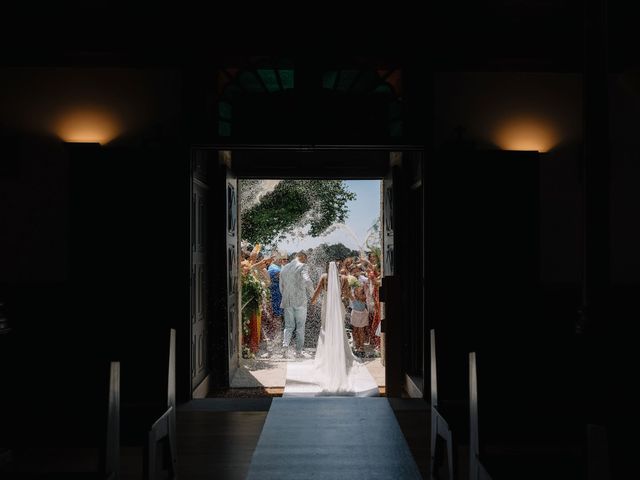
[191,162,209,391]
[224,167,239,381]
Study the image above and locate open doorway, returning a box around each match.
[189,147,418,401]
[230,179,386,394]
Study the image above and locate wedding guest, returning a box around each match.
[279,252,314,358]
[240,244,273,355]
[367,259,382,351]
[266,252,287,347]
[350,285,369,356]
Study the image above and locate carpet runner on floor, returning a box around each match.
[246,397,422,479]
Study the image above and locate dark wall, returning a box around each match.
[67,144,190,402]
[430,76,588,450]
[0,134,69,284]
[0,138,191,445]
[0,65,188,415]
[0,67,182,144]
[610,72,640,285]
[0,59,637,475]
[434,72,584,287]
[605,72,640,477]
[426,149,543,399]
[425,148,598,468]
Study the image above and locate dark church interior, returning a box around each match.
[1,2,638,479]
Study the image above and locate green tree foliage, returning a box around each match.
[241,180,356,245]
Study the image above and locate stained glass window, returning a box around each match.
[322,67,403,137]
[217,58,294,137]
[217,59,403,139]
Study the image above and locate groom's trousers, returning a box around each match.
[282,305,307,352]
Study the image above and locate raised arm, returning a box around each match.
[310,274,327,305]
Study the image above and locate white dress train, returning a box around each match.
[313,262,359,395]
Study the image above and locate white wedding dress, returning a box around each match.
[282,261,378,397]
[313,262,359,395]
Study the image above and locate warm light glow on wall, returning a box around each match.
[493,116,559,152]
[55,107,121,145]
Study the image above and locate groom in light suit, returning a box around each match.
[279,251,315,358]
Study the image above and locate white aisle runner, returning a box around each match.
[283,359,379,397]
[246,397,422,480]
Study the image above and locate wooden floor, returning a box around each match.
[177,410,269,480]
[1,397,427,480]
[118,410,268,480]
[175,397,428,479]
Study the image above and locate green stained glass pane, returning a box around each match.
[238,71,264,92]
[278,69,294,89]
[390,120,403,137]
[374,83,392,94]
[219,121,231,137]
[323,71,338,89]
[257,69,280,93]
[219,101,232,120]
[336,70,359,92]
[352,70,379,93]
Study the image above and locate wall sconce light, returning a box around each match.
[54,107,121,145]
[493,116,559,153]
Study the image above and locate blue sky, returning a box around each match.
[275,180,381,254]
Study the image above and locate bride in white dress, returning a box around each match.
[310,261,360,395]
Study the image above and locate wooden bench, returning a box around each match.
[469,352,493,480]
[119,328,177,480]
[146,328,177,480]
[469,351,586,480]
[430,329,454,480]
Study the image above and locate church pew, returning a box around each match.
[468,351,585,480]
[103,361,121,480]
[430,329,455,480]
[119,328,177,480]
[468,352,493,480]
[0,361,120,479]
[146,328,177,480]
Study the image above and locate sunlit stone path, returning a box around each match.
[246,398,422,479]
